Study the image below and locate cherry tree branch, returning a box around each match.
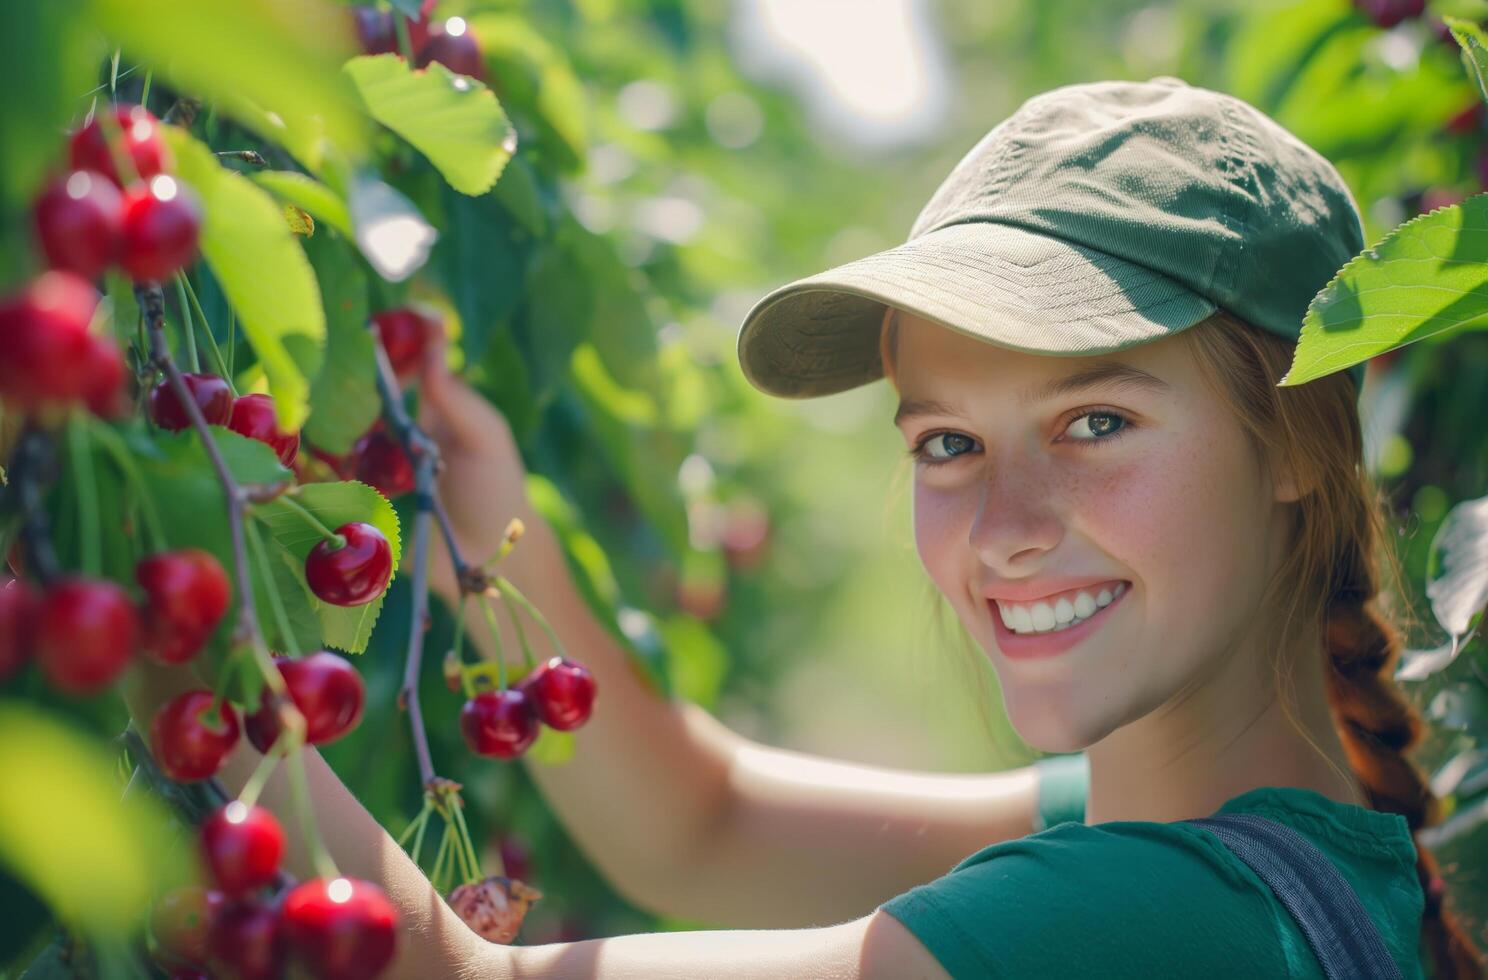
[8,424,63,585]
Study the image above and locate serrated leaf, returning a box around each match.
[1446,16,1488,108]
[90,0,365,164]
[345,54,517,195]
[302,233,379,455]
[0,701,191,937]
[162,127,326,431]
[1426,493,1488,640]
[1283,195,1488,385]
[245,517,323,657]
[252,171,353,238]
[254,482,402,654]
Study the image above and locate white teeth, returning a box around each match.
[1073,591,1096,618]
[994,583,1127,635]
[1030,602,1055,630]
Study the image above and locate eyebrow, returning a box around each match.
[893,360,1172,427]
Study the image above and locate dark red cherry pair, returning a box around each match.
[244,651,366,753]
[0,271,126,416]
[305,522,393,607]
[207,876,400,980]
[460,657,598,760]
[136,548,230,664]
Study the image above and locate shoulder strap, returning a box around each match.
[1182,813,1403,980]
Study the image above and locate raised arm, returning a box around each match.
[420,351,1042,929]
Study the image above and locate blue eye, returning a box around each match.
[1065,411,1127,442]
[914,431,978,463]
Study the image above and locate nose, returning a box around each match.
[968,464,1065,572]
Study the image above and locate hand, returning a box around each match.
[415,336,533,601]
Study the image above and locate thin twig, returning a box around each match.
[10,425,63,585]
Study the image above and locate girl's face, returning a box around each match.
[890,311,1295,753]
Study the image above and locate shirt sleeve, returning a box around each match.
[878,822,1293,980]
[1032,753,1088,831]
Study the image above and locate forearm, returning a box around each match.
[447,504,738,915]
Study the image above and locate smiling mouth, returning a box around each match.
[991,582,1127,635]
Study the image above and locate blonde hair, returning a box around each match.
[879,307,1484,978]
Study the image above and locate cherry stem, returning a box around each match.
[140,69,152,109]
[246,517,301,656]
[275,495,344,548]
[448,794,482,884]
[397,796,434,850]
[65,413,102,577]
[171,275,200,373]
[88,419,167,552]
[175,273,233,392]
[393,13,417,63]
[93,99,142,189]
[136,283,286,700]
[492,575,567,664]
[11,425,63,586]
[236,735,284,810]
[477,596,510,691]
[500,587,537,671]
[285,749,339,881]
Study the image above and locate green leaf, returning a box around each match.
[345,54,518,196]
[162,127,326,430]
[89,0,366,166]
[525,726,575,765]
[251,172,353,239]
[0,701,191,938]
[254,482,402,654]
[1282,195,1488,386]
[439,185,531,363]
[1446,16,1488,108]
[492,153,547,238]
[302,233,379,455]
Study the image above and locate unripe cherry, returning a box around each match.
[149,372,234,431]
[68,103,170,188]
[200,801,285,896]
[460,688,540,759]
[136,548,231,664]
[33,170,124,279]
[33,577,140,694]
[281,877,399,980]
[150,689,240,782]
[244,651,366,752]
[304,522,393,607]
[227,392,300,467]
[119,175,202,283]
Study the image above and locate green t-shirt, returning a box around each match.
[879,753,1426,979]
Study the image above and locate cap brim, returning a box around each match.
[736,221,1218,398]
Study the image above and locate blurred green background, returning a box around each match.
[3,0,1487,969]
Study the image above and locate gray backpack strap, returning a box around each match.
[1183,813,1403,980]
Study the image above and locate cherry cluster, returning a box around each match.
[459,655,597,761]
[350,0,485,80]
[0,547,227,695]
[151,802,397,979]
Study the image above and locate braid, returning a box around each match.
[1323,523,1483,979]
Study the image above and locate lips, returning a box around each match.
[985,581,1129,660]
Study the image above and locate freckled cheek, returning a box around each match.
[912,480,977,606]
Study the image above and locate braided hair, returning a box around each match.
[1181,310,1484,979]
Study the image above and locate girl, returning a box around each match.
[124,76,1483,978]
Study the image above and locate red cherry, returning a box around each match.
[417,20,484,79]
[68,104,170,189]
[80,334,129,419]
[350,5,398,54]
[352,429,415,497]
[245,652,366,752]
[371,307,441,379]
[228,392,300,467]
[33,577,140,694]
[149,372,233,431]
[304,522,393,607]
[151,885,224,969]
[0,271,101,411]
[120,176,202,282]
[150,689,240,782]
[136,549,231,665]
[405,0,439,52]
[525,656,597,731]
[497,833,533,882]
[33,170,124,279]
[1352,0,1425,28]
[281,877,399,980]
[460,688,540,759]
[0,578,37,683]
[200,802,285,896]
[207,900,285,980]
